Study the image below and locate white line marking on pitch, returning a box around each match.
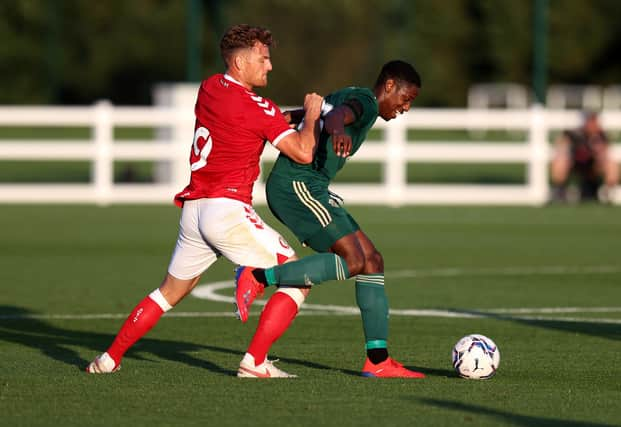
[2,266,619,323]
[184,268,621,325]
[189,278,621,314]
[388,265,621,278]
[1,311,621,325]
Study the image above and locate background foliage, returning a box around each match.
[1,0,620,106]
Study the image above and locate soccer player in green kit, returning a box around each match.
[235,60,424,378]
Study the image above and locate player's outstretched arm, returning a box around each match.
[276,93,323,164]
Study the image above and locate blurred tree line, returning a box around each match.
[1,0,620,107]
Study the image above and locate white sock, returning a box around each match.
[148,289,173,312]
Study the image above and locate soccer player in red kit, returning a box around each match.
[86,24,322,377]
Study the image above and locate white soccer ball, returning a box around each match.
[452,334,500,379]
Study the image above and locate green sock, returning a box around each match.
[264,253,349,286]
[355,274,389,349]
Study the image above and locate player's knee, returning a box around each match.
[364,250,384,273]
[344,252,366,276]
[159,273,200,306]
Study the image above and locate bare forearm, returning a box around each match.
[324,106,354,157]
[276,93,323,164]
[297,116,320,159]
[324,109,346,135]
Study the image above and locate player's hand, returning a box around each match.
[331,129,352,157]
[303,93,323,120]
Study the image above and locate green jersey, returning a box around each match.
[270,86,378,184]
[266,86,377,250]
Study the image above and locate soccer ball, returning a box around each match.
[452,334,500,379]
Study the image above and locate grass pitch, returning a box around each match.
[1,204,620,427]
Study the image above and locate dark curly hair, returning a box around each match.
[374,60,422,89]
[220,24,274,67]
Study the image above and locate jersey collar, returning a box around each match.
[223,73,246,89]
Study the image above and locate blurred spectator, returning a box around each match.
[550,111,619,203]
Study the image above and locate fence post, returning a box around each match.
[152,84,196,193]
[528,104,549,205]
[93,100,113,206]
[171,112,193,193]
[384,115,407,206]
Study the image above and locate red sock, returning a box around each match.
[106,295,165,365]
[247,291,299,366]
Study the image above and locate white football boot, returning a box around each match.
[86,352,120,374]
[237,353,297,378]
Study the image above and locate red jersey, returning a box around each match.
[174,74,294,206]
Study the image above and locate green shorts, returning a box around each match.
[266,174,360,252]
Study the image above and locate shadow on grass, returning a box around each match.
[0,305,233,375]
[414,398,616,427]
[198,343,346,375]
[408,365,456,378]
[0,305,344,376]
[448,309,620,341]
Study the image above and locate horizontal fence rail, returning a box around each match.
[0,101,619,205]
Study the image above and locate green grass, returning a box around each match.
[0,205,620,426]
[0,126,532,185]
[0,126,157,183]
[0,159,527,185]
[4,125,615,186]
[0,126,155,140]
[261,161,527,184]
[0,161,156,183]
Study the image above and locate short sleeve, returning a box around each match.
[245,94,293,145]
[343,88,378,129]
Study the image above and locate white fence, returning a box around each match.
[0,102,620,205]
